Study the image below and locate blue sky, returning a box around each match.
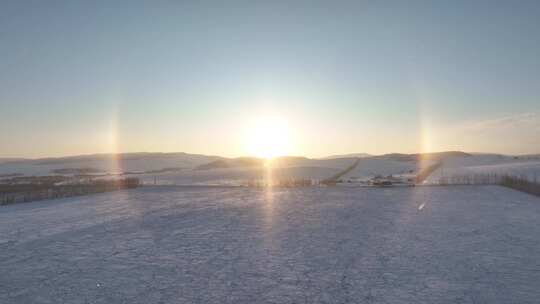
[1,1,539,158]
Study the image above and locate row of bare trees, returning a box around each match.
[434,173,540,197]
[437,173,506,185]
[499,175,540,197]
[0,178,140,205]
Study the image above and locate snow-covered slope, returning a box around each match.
[135,166,345,186]
[0,153,360,185]
[136,158,359,186]
[0,153,221,176]
[321,153,372,159]
[426,154,540,182]
[341,158,437,180]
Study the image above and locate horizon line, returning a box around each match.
[2,150,539,161]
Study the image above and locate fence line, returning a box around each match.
[433,173,540,197]
[0,178,140,205]
[499,175,540,197]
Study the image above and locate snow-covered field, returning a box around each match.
[426,154,540,183]
[0,153,220,176]
[0,153,357,185]
[135,166,345,186]
[341,158,436,181]
[1,185,540,303]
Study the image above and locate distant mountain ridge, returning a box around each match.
[195,157,264,170]
[0,152,222,176]
[321,153,372,159]
[22,152,221,165]
[375,151,472,162]
[0,158,28,164]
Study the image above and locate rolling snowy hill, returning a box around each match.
[2,151,539,185]
[425,154,540,183]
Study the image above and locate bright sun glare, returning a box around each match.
[243,115,291,159]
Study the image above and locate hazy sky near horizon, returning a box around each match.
[1,0,540,158]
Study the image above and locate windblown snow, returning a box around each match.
[1,185,540,303]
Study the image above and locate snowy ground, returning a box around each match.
[341,158,435,181]
[1,186,540,303]
[426,154,540,183]
[135,166,345,186]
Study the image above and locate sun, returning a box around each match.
[243,115,291,159]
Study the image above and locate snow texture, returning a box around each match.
[427,155,540,182]
[1,186,540,303]
[136,166,344,186]
[341,159,434,180]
